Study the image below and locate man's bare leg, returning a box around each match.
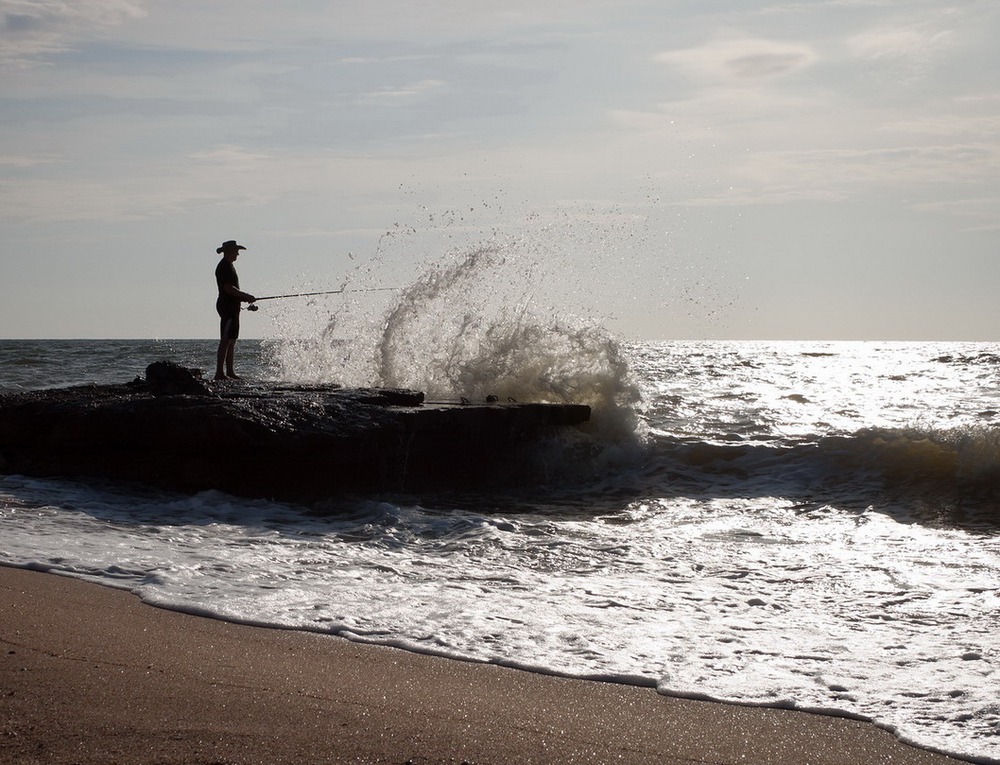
[215,339,235,380]
[225,341,241,379]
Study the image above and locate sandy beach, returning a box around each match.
[0,565,966,765]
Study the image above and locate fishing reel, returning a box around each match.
[246,303,259,311]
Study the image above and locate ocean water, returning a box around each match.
[1,321,999,760]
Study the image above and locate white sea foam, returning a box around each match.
[2,465,997,763]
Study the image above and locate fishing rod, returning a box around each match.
[246,286,399,311]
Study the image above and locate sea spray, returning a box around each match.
[263,190,732,424]
[267,239,647,453]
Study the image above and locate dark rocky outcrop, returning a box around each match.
[0,362,590,501]
[145,360,211,396]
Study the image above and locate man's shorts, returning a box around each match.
[219,312,240,340]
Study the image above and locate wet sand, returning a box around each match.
[0,565,965,765]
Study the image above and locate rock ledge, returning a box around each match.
[0,363,591,500]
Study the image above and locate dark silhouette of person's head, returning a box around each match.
[217,240,246,257]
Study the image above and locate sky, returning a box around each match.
[1,0,998,340]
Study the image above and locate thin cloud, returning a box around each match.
[357,78,445,104]
[879,114,1000,140]
[679,186,848,207]
[654,37,819,82]
[0,152,62,166]
[758,0,904,13]
[843,6,976,87]
[847,19,957,62]
[190,145,275,166]
[0,0,146,67]
[337,54,436,66]
[736,144,1000,195]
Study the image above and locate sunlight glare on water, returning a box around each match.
[637,341,1000,448]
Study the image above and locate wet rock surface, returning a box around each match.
[0,363,591,501]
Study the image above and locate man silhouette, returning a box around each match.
[214,240,256,380]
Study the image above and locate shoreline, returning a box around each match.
[0,565,968,765]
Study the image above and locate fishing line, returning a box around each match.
[246,287,399,311]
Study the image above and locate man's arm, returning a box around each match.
[222,283,256,302]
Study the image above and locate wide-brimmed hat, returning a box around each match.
[217,240,246,254]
